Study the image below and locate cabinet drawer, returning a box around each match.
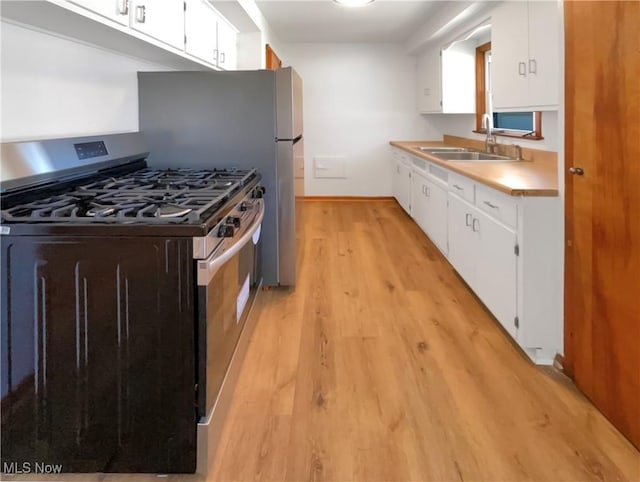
[448,173,475,204]
[476,185,518,228]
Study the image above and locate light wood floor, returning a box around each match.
[209,200,639,482]
[6,201,639,482]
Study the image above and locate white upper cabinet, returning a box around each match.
[2,0,240,70]
[184,0,217,65]
[417,48,442,113]
[214,12,238,71]
[491,0,559,111]
[129,0,185,51]
[184,1,237,70]
[417,39,477,114]
[526,1,560,108]
[67,0,130,25]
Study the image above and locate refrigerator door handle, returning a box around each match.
[275,135,303,143]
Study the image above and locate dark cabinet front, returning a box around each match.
[1,236,196,473]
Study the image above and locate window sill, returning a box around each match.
[473,130,544,141]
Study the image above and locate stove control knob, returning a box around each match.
[226,216,241,228]
[239,202,250,212]
[218,224,235,238]
[252,188,264,199]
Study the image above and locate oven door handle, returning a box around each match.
[197,199,265,286]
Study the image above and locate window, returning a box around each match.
[475,42,543,139]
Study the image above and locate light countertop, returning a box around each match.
[390,139,559,197]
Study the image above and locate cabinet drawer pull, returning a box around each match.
[421,185,425,195]
[453,184,464,191]
[135,4,146,23]
[465,213,472,227]
[220,52,226,64]
[425,186,430,197]
[118,0,129,15]
[483,200,499,209]
[518,62,526,76]
[472,218,480,232]
[213,49,219,61]
[528,59,537,74]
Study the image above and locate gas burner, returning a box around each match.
[1,167,257,225]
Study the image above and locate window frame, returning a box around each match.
[474,42,544,140]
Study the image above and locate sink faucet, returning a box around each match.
[482,113,498,154]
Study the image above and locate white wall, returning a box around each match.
[422,111,559,152]
[0,21,174,142]
[280,43,438,197]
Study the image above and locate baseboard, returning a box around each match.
[302,196,395,202]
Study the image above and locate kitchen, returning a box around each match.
[1,0,639,481]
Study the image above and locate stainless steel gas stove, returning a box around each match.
[0,132,265,474]
[2,168,256,223]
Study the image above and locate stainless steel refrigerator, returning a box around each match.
[138,68,303,286]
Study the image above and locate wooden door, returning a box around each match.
[265,44,282,70]
[564,0,640,449]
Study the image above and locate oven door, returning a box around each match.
[196,199,264,419]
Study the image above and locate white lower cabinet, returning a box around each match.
[411,171,429,232]
[392,151,411,215]
[447,193,477,286]
[425,178,448,255]
[448,191,518,339]
[393,146,562,365]
[474,207,517,339]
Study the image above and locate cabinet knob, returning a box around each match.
[568,167,584,175]
[118,0,129,15]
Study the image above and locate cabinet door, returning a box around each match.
[417,48,442,113]
[447,193,476,286]
[392,159,402,204]
[216,16,237,70]
[425,179,448,255]
[67,0,129,25]
[398,162,412,214]
[527,1,559,107]
[185,0,217,64]
[474,209,518,338]
[411,171,429,233]
[491,0,529,110]
[130,0,185,50]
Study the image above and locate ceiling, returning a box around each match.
[254,1,448,43]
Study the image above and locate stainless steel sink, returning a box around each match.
[432,151,517,162]
[416,146,473,153]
